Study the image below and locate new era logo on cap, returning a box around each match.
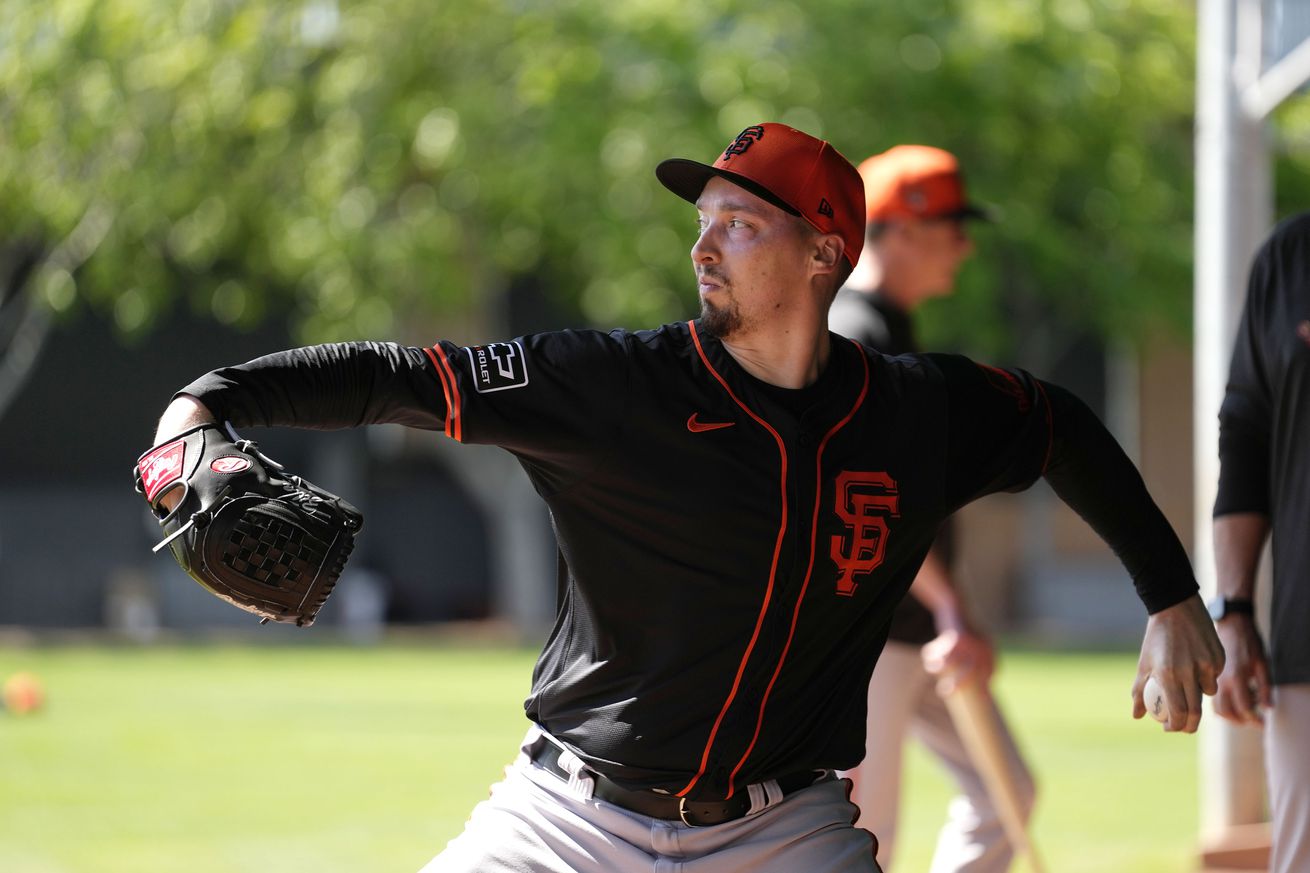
[655,123,866,267]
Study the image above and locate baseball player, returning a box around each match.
[830,145,1033,872]
[148,123,1223,873]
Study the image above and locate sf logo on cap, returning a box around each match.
[722,125,765,160]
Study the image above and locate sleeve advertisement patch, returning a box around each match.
[464,341,529,393]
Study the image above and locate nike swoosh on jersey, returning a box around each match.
[687,413,736,433]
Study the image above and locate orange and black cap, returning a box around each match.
[656,123,866,267]
[860,145,992,224]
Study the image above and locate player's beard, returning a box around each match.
[698,270,742,338]
[699,294,742,338]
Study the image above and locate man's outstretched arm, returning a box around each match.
[936,353,1223,733]
[1038,381,1224,733]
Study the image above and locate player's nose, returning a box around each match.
[691,228,720,264]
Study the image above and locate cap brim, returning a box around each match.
[655,159,801,217]
[950,203,995,222]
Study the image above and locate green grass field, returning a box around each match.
[0,640,1203,873]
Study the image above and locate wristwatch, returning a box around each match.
[1207,596,1255,621]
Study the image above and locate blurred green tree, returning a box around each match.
[0,0,1259,364]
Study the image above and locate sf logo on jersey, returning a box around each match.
[465,341,529,393]
[830,470,900,596]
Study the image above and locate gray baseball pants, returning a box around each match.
[1268,683,1310,873]
[421,727,882,873]
[839,641,1034,873]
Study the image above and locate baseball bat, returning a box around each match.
[943,681,1048,873]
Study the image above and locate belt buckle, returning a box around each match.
[677,796,700,827]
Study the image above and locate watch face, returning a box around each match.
[1208,597,1253,620]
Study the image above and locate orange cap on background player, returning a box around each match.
[656,123,866,267]
[859,145,991,224]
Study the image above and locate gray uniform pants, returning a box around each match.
[422,727,882,873]
[1268,683,1310,873]
[839,641,1034,873]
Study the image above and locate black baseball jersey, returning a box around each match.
[1216,211,1310,684]
[179,318,1197,799]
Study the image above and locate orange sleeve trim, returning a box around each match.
[678,321,789,800]
[423,345,463,442]
[726,341,871,796]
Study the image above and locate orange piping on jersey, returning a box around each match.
[1034,378,1053,474]
[678,320,790,800]
[438,351,464,442]
[422,346,453,438]
[727,338,871,796]
[424,345,463,442]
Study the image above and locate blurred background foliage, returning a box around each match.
[3,0,1310,359]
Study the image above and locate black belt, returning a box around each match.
[529,738,829,827]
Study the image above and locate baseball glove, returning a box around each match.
[134,423,364,627]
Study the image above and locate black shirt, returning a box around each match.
[1215,211,1310,685]
[180,319,1197,798]
[829,287,918,359]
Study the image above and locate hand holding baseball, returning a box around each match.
[1132,594,1225,733]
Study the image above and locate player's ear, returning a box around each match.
[811,233,844,277]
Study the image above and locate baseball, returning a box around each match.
[1143,675,1167,723]
[3,671,45,715]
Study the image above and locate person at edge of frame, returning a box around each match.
[1211,211,1310,873]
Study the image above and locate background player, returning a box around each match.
[830,145,1033,872]
[142,123,1223,873]
[1212,212,1310,873]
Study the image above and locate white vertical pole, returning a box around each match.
[1194,0,1272,845]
